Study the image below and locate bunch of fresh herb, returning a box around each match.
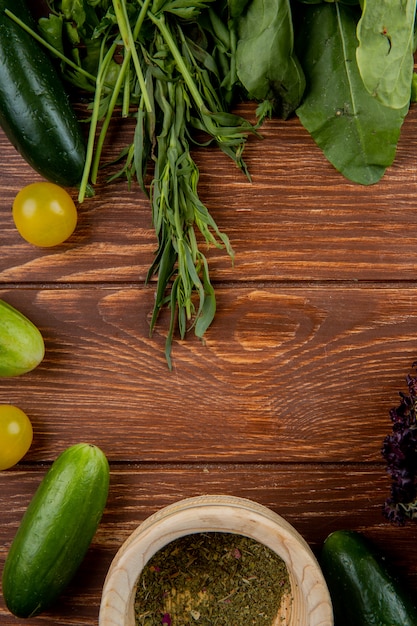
[382,363,417,525]
[25,0,302,367]
[10,0,417,366]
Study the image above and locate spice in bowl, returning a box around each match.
[134,532,291,625]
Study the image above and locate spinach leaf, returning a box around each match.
[298,0,360,4]
[236,0,305,118]
[61,0,87,28]
[295,2,409,185]
[38,13,66,55]
[356,0,416,110]
[228,0,251,19]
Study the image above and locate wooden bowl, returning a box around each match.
[99,494,333,626]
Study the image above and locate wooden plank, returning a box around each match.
[1,105,417,283]
[1,63,417,626]
[0,463,415,625]
[0,285,414,463]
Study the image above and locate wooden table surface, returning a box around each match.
[2,100,417,624]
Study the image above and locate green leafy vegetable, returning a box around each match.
[356,0,415,110]
[295,2,409,185]
[21,0,417,365]
[235,0,305,118]
[382,363,417,525]
[39,0,260,367]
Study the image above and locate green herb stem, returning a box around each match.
[112,0,152,112]
[148,12,206,113]
[122,62,131,117]
[4,9,96,85]
[90,0,152,183]
[90,53,130,184]
[78,40,118,203]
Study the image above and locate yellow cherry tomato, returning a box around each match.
[0,405,33,470]
[12,182,77,247]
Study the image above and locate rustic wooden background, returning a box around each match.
[2,101,417,624]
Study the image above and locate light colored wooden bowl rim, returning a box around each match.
[99,494,333,626]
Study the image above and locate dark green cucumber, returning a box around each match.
[2,443,110,618]
[0,299,45,376]
[321,529,417,626]
[0,0,85,186]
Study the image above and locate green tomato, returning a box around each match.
[12,182,77,247]
[0,405,33,470]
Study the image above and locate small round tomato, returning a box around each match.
[0,405,33,470]
[12,182,77,247]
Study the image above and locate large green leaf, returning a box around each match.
[295,3,409,185]
[236,0,305,118]
[356,0,416,110]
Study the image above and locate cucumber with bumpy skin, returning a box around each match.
[0,0,86,186]
[2,443,110,618]
[321,529,417,626]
